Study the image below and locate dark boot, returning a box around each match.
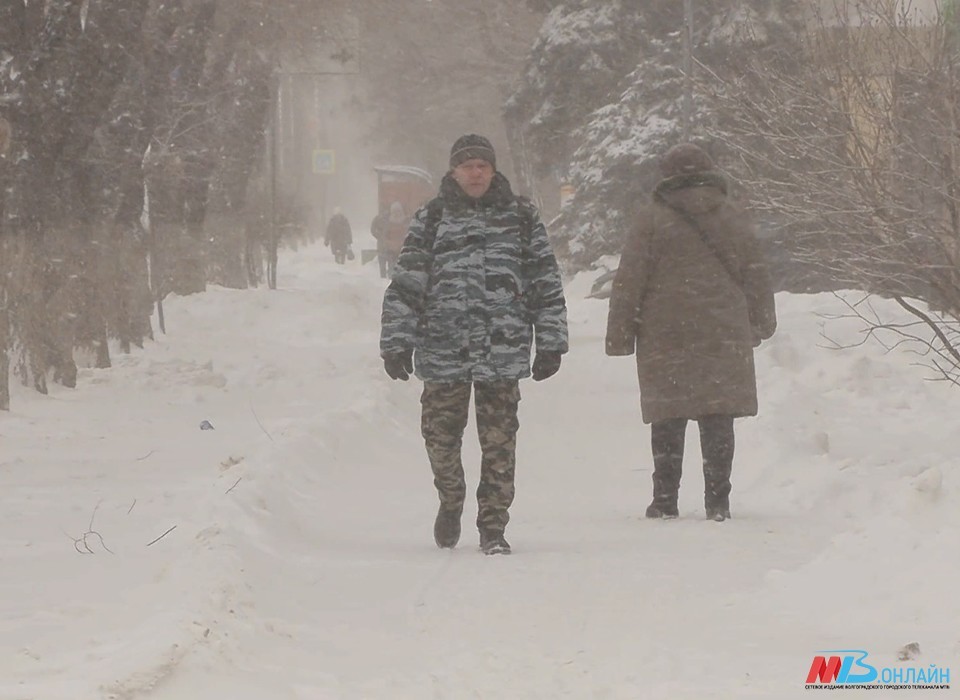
[479,529,511,555]
[705,501,731,522]
[645,502,679,519]
[699,415,734,522]
[434,506,462,548]
[646,418,686,519]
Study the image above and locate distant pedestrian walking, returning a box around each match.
[325,208,353,264]
[370,207,390,278]
[380,201,409,276]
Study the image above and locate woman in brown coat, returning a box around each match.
[605,143,777,521]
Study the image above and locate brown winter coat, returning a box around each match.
[605,172,777,424]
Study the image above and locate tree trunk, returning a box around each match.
[0,239,9,411]
[145,0,219,298]
[205,32,272,289]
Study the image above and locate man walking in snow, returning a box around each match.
[605,143,777,522]
[379,134,568,555]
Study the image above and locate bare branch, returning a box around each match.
[894,296,960,363]
[65,501,114,554]
[146,526,177,547]
[250,403,273,442]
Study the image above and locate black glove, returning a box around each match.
[531,351,562,381]
[383,350,413,381]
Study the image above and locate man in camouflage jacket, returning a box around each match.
[380,134,568,555]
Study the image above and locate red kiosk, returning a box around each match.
[374,165,434,219]
[366,166,435,269]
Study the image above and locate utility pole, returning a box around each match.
[267,72,280,290]
[266,69,349,290]
[266,13,361,289]
[683,0,694,139]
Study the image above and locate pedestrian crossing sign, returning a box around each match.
[313,149,335,174]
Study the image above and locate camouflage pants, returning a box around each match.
[421,381,521,534]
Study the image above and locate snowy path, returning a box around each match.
[1,244,957,699]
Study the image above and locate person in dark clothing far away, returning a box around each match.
[370,207,390,278]
[324,207,353,264]
[379,201,409,276]
[380,134,569,555]
[606,142,777,522]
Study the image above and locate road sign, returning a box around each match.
[313,149,335,175]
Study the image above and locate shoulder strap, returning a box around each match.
[422,198,445,251]
[668,203,743,292]
[416,199,445,301]
[514,196,535,246]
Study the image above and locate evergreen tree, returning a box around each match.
[506,0,805,272]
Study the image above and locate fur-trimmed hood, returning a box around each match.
[653,171,728,217]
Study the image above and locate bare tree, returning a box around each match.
[0,0,346,409]
[710,0,960,382]
[1,0,152,399]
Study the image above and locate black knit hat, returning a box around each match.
[449,134,496,169]
[659,143,715,178]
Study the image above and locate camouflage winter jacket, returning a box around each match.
[380,173,568,382]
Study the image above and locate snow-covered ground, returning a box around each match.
[1,243,957,699]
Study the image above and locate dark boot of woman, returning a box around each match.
[646,418,686,518]
[699,415,735,521]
